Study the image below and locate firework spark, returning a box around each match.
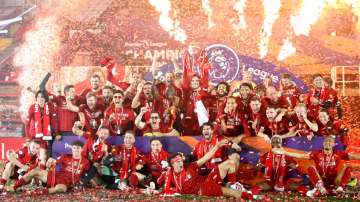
[277,38,296,61]
[148,0,187,43]
[291,0,328,36]
[231,0,247,31]
[259,0,282,58]
[14,16,61,115]
[202,0,215,28]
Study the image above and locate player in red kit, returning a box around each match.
[261,86,289,113]
[216,96,251,142]
[131,81,164,121]
[192,122,226,171]
[206,82,230,122]
[79,74,103,104]
[81,126,120,187]
[256,136,301,192]
[232,83,253,120]
[111,131,142,190]
[98,85,114,108]
[181,47,212,136]
[128,138,169,188]
[248,96,270,140]
[160,139,259,199]
[273,136,360,197]
[135,107,179,136]
[10,141,90,195]
[25,91,58,169]
[51,85,80,135]
[0,140,41,190]
[317,109,348,146]
[279,73,300,110]
[78,92,105,134]
[103,90,136,136]
[290,103,318,140]
[264,106,296,139]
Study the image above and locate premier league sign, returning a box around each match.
[203,44,241,83]
[144,43,308,93]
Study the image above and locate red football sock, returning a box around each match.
[0,179,7,186]
[307,166,321,186]
[129,173,139,188]
[250,185,262,195]
[241,191,253,200]
[39,163,46,170]
[227,173,237,184]
[340,167,352,187]
[13,178,26,190]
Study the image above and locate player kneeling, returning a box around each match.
[0,140,41,191]
[158,139,262,200]
[9,141,90,195]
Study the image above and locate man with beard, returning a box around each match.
[103,90,136,136]
[192,122,226,171]
[256,136,300,192]
[290,103,318,140]
[181,47,212,136]
[111,131,142,190]
[207,82,230,122]
[132,81,164,122]
[80,74,103,104]
[0,140,41,190]
[279,73,300,110]
[97,85,114,108]
[51,85,80,136]
[217,96,251,142]
[151,55,183,104]
[78,93,105,135]
[248,97,270,140]
[128,138,169,188]
[135,107,179,136]
[264,106,296,139]
[26,91,58,169]
[261,86,289,113]
[81,126,113,187]
[10,141,90,195]
[273,136,360,196]
[233,83,253,120]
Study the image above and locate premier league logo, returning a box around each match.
[200,44,241,84]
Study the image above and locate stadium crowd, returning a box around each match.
[1,47,359,200]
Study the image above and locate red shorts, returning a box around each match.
[46,171,73,188]
[200,167,223,196]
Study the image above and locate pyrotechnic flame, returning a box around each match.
[343,0,360,31]
[231,0,247,31]
[202,0,215,28]
[291,0,328,36]
[277,38,296,61]
[14,16,61,115]
[259,0,282,58]
[149,0,187,43]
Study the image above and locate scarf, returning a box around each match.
[151,149,168,164]
[264,150,287,188]
[196,135,218,159]
[34,103,50,137]
[119,145,138,179]
[164,167,186,194]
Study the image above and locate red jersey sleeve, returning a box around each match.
[336,151,349,160]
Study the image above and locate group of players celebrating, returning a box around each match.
[1,46,359,199]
